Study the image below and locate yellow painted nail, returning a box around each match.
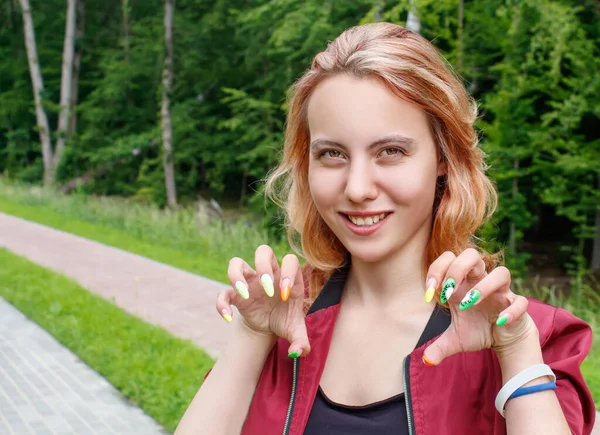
[235,281,249,299]
[221,309,232,323]
[260,274,275,297]
[424,286,435,303]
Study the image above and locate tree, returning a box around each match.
[161,0,177,208]
[18,0,54,185]
[18,0,78,185]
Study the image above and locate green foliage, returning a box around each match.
[1,0,599,277]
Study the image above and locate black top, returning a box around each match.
[304,386,407,435]
[304,302,447,435]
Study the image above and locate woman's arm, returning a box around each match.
[175,319,277,435]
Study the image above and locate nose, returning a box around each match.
[344,159,378,203]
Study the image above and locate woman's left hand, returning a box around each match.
[422,248,540,366]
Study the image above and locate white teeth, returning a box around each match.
[348,213,388,227]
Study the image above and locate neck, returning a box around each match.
[344,220,432,314]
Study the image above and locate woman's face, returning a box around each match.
[307,74,445,264]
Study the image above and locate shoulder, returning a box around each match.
[526,297,592,350]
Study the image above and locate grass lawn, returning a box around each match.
[0,248,214,433]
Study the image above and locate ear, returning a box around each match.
[437,160,447,177]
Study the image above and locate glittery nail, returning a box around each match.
[235,281,249,299]
[260,274,274,297]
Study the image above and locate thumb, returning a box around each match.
[422,330,461,367]
[286,318,311,359]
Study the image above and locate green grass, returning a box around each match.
[0,248,213,433]
[0,180,288,284]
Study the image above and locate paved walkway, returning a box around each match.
[0,212,230,358]
[0,297,169,435]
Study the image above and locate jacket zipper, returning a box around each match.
[403,354,416,435]
[283,357,299,435]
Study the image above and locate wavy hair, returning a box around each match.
[265,22,501,302]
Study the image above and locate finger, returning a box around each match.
[496,294,528,327]
[422,329,462,367]
[216,288,236,323]
[440,248,486,304]
[279,254,302,302]
[424,251,456,303]
[287,317,311,358]
[457,266,512,311]
[255,245,280,297]
[227,257,257,300]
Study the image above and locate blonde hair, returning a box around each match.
[265,22,500,302]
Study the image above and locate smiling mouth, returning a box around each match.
[343,212,391,227]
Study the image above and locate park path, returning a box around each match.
[0,297,170,435]
[0,212,231,359]
[0,211,598,433]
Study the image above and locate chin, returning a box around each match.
[343,240,396,264]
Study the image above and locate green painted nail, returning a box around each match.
[440,278,456,303]
[288,351,300,359]
[459,289,481,310]
[496,314,509,326]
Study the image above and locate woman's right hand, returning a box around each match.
[217,245,310,358]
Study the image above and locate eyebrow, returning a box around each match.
[309,135,417,152]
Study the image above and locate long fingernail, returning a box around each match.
[440,278,456,303]
[496,314,510,326]
[235,281,249,299]
[281,278,291,302]
[260,274,274,297]
[288,350,302,359]
[221,309,232,323]
[424,278,436,303]
[459,289,481,310]
[422,355,435,367]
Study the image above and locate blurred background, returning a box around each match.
[0,0,598,433]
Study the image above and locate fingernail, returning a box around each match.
[422,355,435,367]
[235,281,249,299]
[288,350,302,359]
[440,278,456,303]
[261,274,274,297]
[459,289,481,310]
[496,314,510,326]
[221,309,232,323]
[280,278,291,302]
[424,278,436,303]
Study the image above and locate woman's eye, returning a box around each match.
[320,149,343,159]
[380,147,404,157]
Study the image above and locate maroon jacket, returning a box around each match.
[237,266,596,434]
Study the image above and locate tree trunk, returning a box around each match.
[592,174,600,274]
[54,0,77,173]
[161,0,177,208]
[406,0,421,34]
[69,0,85,137]
[18,0,54,185]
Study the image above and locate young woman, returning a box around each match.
[175,23,595,435]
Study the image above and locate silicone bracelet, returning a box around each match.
[509,382,557,400]
[495,364,556,417]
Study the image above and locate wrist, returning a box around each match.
[494,330,551,385]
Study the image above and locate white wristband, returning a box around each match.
[495,364,556,417]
